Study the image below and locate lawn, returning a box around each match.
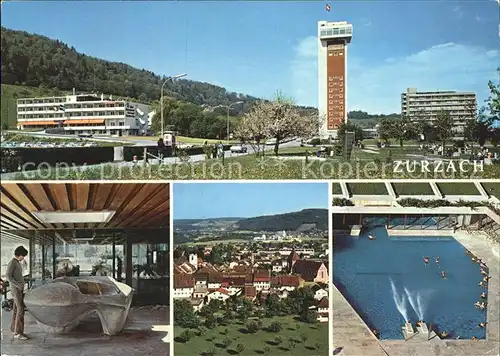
[347,183,388,195]
[482,182,500,197]
[436,182,481,196]
[9,155,500,180]
[332,183,343,195]
[392,182,435,195]
[174,316,328,356]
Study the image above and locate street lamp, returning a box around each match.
[160,73,187,137]
[211,101,244,144]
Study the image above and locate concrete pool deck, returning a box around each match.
[332,230,500,356]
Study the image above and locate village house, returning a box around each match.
[312,284,329,300]
[173,274,195,299]
[253,269,271,291]
[207,287,232,302]
[291,260,329,283]
[193,285,209,299]
[271,275,301,291]
[316,297,329,323]
[190,298,205,313]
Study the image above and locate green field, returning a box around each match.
[437,182,481,196]
[332,183,343,195]
[482,182,500,197]
[347,183,388,195]
[174,316,328,356]
[392,182,435,195]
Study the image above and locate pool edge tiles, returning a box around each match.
[331,283,387,356]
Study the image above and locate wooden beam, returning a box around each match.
[0,192,43,228]
[22,184,55,211]
[75,183,90,211]
[47,184,71,211]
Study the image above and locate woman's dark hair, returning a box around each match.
[14,246,28,257]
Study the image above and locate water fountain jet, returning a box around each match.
[390,278,408,322]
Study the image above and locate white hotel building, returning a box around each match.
[16,93,150,136]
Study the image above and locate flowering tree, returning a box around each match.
[235,92,320,155]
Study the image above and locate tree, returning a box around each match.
[434,110,454,153]
[300,309,318,324]
[246,321,260,334]
[337,121,364,145]
[484,67,499,122]
[180,329,194,343]
[222,336,232,348]
[300,333,308,343]
[174,299,199,329]
[265,294,281,317]
[152,97,178,134]
[391,116,418,147]
[236,344,245,354]
[235,92,320,155]
[268,321,282,332]
[465,119,492,147]
[205,313,217,329]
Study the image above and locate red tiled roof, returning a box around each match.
[215,288,230,296]
[292,260,324,282]
[253,269,270,282]
[222,277,245,287]
[174,275,194,289]
[271,275,300,287]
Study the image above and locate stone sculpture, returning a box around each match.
[24,276,133,336]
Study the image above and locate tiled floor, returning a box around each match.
[0,306,170,356]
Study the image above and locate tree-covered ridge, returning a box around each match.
[236,208,328,232]
[0,26,259,107]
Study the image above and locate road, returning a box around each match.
[3,130,303,149]
[0,137,302,179]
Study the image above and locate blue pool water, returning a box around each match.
[334,227,488,340]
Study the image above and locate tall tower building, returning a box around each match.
[318,21,353,138]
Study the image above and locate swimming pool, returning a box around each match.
[334,226,488,340]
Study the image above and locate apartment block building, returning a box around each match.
[16,92,150,136]
[401,88,476,139]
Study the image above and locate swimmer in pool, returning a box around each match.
[368,234,375,240]
[479,322,487,328]
[441,271,447,279]
[480,292,487,299]
[435,256,440,265]
[424,256,430,266]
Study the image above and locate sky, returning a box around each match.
[173,182,328,219]
[3,1,499,114]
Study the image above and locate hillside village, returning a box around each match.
[173,244,329,323]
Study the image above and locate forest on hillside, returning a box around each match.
[0,27,259,109]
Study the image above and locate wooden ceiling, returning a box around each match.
[1,183,170,231]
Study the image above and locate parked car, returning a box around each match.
[230,145,247,153]
[78,133,93,138]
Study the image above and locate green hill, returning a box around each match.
[236,208,328,232]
